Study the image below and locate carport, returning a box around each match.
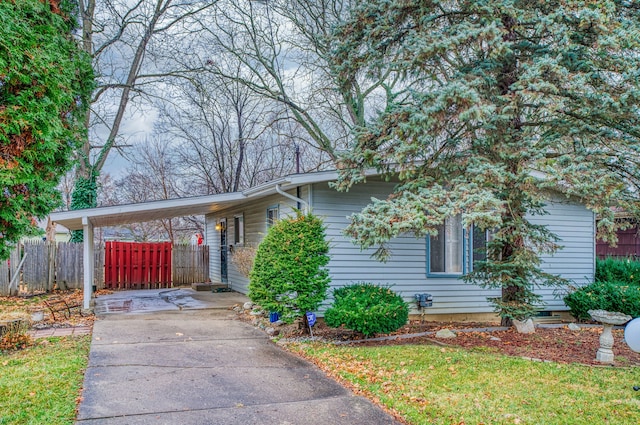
[50,192,245,309]
[49,175,315,310]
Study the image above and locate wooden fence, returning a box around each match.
[0,241,209,296]
[0,245,21,296]
[104,241,172,290]
[173,244,210,286]
[597,226,640,259]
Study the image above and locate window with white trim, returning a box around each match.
[266,205,279,228]
[427,215,490,276]
[428,215,464,275]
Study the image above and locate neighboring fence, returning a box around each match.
[597,226,640,259]
[0,245,21,296]
[56,242,84,290]
[0,241,210,296]
[22,241,55,293]
[173,244,210,286]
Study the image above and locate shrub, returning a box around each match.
[564,281,640,320]
[248,211,330,324]
[595,257,640,285]
[324,283,409,337]
[0,319,32,352]
[230,246,257,278]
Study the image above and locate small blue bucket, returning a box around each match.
[269,312,280,323]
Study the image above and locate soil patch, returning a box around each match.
[236,309,640,367]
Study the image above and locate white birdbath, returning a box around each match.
[588,309,632,364]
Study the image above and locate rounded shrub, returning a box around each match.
[248,211,330,324]
[564,281,640,320]
[595,257,640,285]
[324,283,409,337]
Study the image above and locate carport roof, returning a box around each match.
[49,170,343,230]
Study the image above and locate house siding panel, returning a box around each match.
[531,198,595,310]
[205,179,594,317]
[205,187,309,293]
[312,181,594,316]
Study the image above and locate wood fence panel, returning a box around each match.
[104,242,172,289]
[56,242,84,289]
[22,241,52,293]
[172,244,209,285]
[94,244,105,290]
[0,244,20,296]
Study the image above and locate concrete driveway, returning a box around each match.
[76,289,399,424]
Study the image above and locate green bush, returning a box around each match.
[564,281,640,320]
[248,211,330,324]
[595,257,640,285]
[324,283,409,337]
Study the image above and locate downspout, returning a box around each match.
[276,184,308,213]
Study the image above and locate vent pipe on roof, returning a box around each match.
[276,184,308,213]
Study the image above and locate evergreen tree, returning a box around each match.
[249,212,330,325]
[0,0,93,258]
[330,1,640,324]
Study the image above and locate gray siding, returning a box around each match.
[205,187,309,293]
[532,198,595,310]
[312,181,594,316]
[206,180,595,316]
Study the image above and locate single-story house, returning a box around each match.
[50,170,595,319]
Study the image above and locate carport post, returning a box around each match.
[82,216,94,310]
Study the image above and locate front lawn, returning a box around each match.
[292,342,640,425]
[0,336,90,425]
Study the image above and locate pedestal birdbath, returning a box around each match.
[588,309,632,364]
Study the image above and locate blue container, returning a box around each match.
[269,312,280,323]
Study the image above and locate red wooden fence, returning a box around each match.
[104,242,172,289]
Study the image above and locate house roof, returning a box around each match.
[49,170,344,231]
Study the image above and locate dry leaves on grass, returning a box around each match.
[1,290,95,327]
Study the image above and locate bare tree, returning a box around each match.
[157,66,294,194]
[197,0,399,163]
[72,0,218,214]
[99,140,202,242]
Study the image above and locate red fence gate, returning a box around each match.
[104,242,172,289]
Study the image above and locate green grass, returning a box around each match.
[0,336,91,425]
[293,343,640,425]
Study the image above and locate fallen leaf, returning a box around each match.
[176,332,184,336]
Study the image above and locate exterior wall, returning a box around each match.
[532,198,595,310]
[205,187,309,293]
[311,181,595,316]
[205,179,595,317]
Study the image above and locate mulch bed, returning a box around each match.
[243,313,640,367]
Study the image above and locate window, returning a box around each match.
[266,205,279,228]
[427,216,490,277]
[428,215,464,275]
[233,214,244,245]
[472,226,490,267]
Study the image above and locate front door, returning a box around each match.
[219,218,228,283]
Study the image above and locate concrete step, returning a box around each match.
[191,282,231,292]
